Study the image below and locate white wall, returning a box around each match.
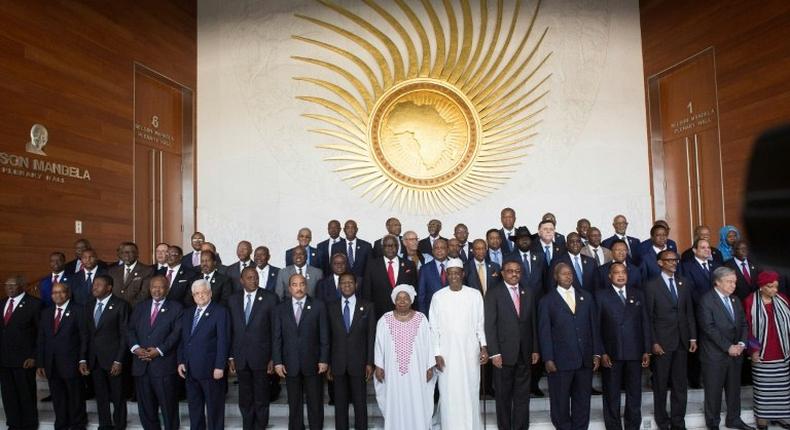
[197,0,651,265]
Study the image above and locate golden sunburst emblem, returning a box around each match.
[294,0,551,213]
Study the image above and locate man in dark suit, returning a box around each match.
[37,282,88,430]
[108,241,154,306]
[273,273,330,430]
[725,240,760,300]
[182,231,206,270]
[154,242,170,275]
[228,267,279,430]
[163,245,196,305]
[80,274,130,430]
[331,219,373,279]
[316,220,343,276]
[597,240,642,291]
[539,263,602,430]
[128,275,183,430]
[596,263,652,430]
[315,253,346,303]
[531,219,566,268]
[65,238,92,275]
[225,240,254,293]
[372,217,404,258]
[178,278,230,430]
[327,272,376,430]
[576,218,591,246]
[552,233,598,292]
[465,239,502,296]
[453,223,473,262]
[639,224,673,280]
[485,260,539,429]
[39,251,71,308]
[1,275,41,430]
[486,228,507,267]
[69,248,107,305]
[417,218,445,255]
[251,246,279,293]
[498,207,518,254]
[417,238,449,315]
[188,251,232,307]
[680,225,724,265]
[602,214,641,261]
[363,234,418,320]
[643,249,697,430]
[697,267,754,430]
[285,228,322,270]
[502,227,545,298]
[531,213,567,247]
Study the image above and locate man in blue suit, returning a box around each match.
[39,251,71,308]
[638,224,673,280]
[252,246,279,293]
[285,228,322,270]
[417,238,449,315]
[602,215,641,262]
[552,233,598,293]
[539,263,602,430]
[128,275,183,430]
[68,248,107,305]
[316,220,342,276]
[177,279,230,430]
[331,220,373,279]
[597,240,642,290]
[596,263,651,430]
[273,273,330,430]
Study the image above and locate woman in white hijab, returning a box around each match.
[374,284,436,429]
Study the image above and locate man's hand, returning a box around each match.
[601,354,613,368]
[641,353,650,368]
[79,362,90,376]
[145,348,161,359]
[365,365,373,382]
[133,347,147,359]
[491,355,503,369]
[326,368,334,381]
[36,368,46,378]
[374,366,385,383]
[545,360,558,373]
[177,364,186,379]
[479,346,489,365]
[593,356,601,372]
[751,352,760,364]
[689,340,698,353]
[275,364,287,378]
[22,358,35,369]
[318,363,328,374]
[110,362,122,377]
[435,356,446,371]
[652,343,665,356]
[531,353,540,365]
[212,369,224,380]
[426,368,433,382]
[267,360,274,375]
[228,359,236,375]
[728,344,744,357]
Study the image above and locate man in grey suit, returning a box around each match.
[276,247,323,300]
[580,227,613,267]
[697,267,754,430]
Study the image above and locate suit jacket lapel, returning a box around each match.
[95,298,113,330]
[192,302,212,337]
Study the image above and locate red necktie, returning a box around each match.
[387,260,396,288]
[3,298,14,324]
[52,274,59,285]
[510,286,521,317]
[53,307,63,332]
[150,301,161,326]
[741,262,752,285]
[440,263,447,286]
[166,269,173,285]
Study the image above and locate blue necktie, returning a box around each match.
[347,242,355,267]
[343,299,351,333]
[668,278,678,303]
[544,245,551,265]
[522,252,531,278]
[723,296,734,321]
[192,308,202,334]
[618,289,626,305]
[86,272,93,287]
[93,302,103,326]
[573,256,584,287]
[244,294,253,325]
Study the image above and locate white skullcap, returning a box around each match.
[445,258,464,270]
[391,284,417,304]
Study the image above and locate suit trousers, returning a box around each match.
[48,366,87,430]
[237,366,271,430]
[136,373,179,430]
[601,360,642,430]
[333,373,368,430]
[480,361,494,396]
[0,367,39,430]
[493,355,532,430]
[687,349,702,387]
[651,349,688,429]
[285,374,324,430]
[92,367,127,430]
[702,356,743,427]
[547,367,593,430]
[185,376,226,430]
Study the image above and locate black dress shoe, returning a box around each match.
[726,422,755,430]
[41,394,52,402]
[592,388,602,395]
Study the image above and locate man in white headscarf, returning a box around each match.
[429,258,488,430]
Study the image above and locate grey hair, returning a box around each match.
[712,266,736,284]
[191,279,211,294]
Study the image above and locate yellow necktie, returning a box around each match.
[478,262,486,294]
[563,289,576,313]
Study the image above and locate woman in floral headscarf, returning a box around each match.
[718,225,740,262]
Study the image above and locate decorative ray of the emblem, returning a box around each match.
[293,0,551,213]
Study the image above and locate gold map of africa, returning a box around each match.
[379,94,468,180]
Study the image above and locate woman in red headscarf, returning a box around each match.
[744,271,790,429]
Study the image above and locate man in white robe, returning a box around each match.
[430,258,488,430]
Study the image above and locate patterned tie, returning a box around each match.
[564,289,576,313]
[741,262,752,285]
[618,288,626,305]
[166,269,173,285]
[52,274,59,285]
[387,260,396,288]
[150,301,161,326]
[295,301,303,325]
[347,242,355,267]
[478,262,486,294]
[191,308,202,334]
[722,295,734,321]
[93,302,104,326]
[522,252,531,278]
[440,263,447,286]
[298,267,303,276]
[204,274,210,281]
[668,278,678,302]
[573,256,584,287]
[3,298,14,324]
[510,286,521,316]
[593,248,601,266]
[124,267,132,283]
[244,294,253,325]
[343,299,351,333]
[544,245,552,264]
[53,307,63,332]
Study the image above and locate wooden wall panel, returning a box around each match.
[641,0,790,238]
[0,1,195,293]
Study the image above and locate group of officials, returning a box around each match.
[1,208,788,430]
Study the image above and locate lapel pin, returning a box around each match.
[161,308,166,312]
[521,290,525,295]
[258,296,262,301]
[65,312,70,317]
[579,296,584,301]
[307,305,312,310]
[628,299,634,304]
[108,305,113,310]
[205,312,210,316]
[18,303,23,308]
[532,255,536,261]
[360,307,364,311]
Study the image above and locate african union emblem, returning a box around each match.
[294,0,550,212]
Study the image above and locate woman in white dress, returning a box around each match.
[374,284,436,430]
